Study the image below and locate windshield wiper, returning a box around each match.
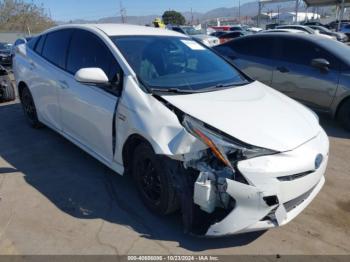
[215,82,246,88]
[150,88,199,94]
[149,82,248,94]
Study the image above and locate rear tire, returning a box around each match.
[132,142,179,215]
[0,77,15,101]
[20,86,43,128]
[337,99,350,131]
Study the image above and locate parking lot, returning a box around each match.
[0,96,349,255]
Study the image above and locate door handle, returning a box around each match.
[276,66,289,73]
[59,80,69,89]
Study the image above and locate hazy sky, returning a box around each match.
[31,0,252,21]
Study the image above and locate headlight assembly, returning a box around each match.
[182,115,278,168]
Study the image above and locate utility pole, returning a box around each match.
[119,0,127,23]
[191,7,194,25]
[238,0,241,23]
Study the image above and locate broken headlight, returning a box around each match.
[182,115,278,168]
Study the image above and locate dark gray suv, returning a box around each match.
[214,33,350,130]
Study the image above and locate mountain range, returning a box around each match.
[61,1,331,25]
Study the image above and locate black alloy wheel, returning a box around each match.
[21,87,42,128]
[132,142,178,215]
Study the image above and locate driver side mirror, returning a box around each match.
[311,58,330,72]
[75,68,109,85]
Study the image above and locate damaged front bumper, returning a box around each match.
[189,130,329,237]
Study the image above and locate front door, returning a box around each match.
[271,38,340,111]
[222,36,278,86]
[58,29,123,163]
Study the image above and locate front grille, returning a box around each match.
[277,171,314,182]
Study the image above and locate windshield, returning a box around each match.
[182,27,204,35]
[111,36,249,92]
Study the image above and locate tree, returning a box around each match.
[0,0,55,34]
[162,10,186,25]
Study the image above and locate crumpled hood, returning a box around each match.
[161,81,321,152]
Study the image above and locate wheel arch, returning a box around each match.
[335,95,350,119]
[122,134,153,176]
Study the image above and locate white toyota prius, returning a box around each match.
[13,24,329,237]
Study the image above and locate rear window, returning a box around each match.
[224,36,275,58]
[42,29,72,69]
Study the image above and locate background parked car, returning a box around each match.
[0,42,12,66]
[261,29,308,34]
[218,31,251,44]
[228,25,245,31]
[276,25,336,40]
[0,65,15,102]
[168,25,219,47]
[327,20,350,30]
[266,23,281,30]
[214,33,350,130]
[210,31,228,38]
[339,23,350,38]
[309,25,348,42]
[303,21,328,28]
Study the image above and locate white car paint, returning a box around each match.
[13,24,329,237]
[162,82,320,152]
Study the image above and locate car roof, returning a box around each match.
[227,33,350,65]
[240,32,324,41]
[264,29,307,33]
[42,23,187,38]
[277,25,309,28]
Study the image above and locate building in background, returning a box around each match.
[275,11,321,23]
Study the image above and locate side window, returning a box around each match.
[67,30,123,94]
[34,35,46,54]
[228,37,274,58]
[281,39,339,69]
[42,29,72,69]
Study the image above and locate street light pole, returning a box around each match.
[238,0,241,23]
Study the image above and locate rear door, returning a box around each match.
[58,29,123,163]
[28,29,72,130]
[215,36,278,85]
[271,38,340,110]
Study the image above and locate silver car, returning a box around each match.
[214,33,350,130]
[169,26,220,47]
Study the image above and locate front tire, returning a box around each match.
[20,86,42,128]
[132,142,178,215]
[337,99,350,131]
